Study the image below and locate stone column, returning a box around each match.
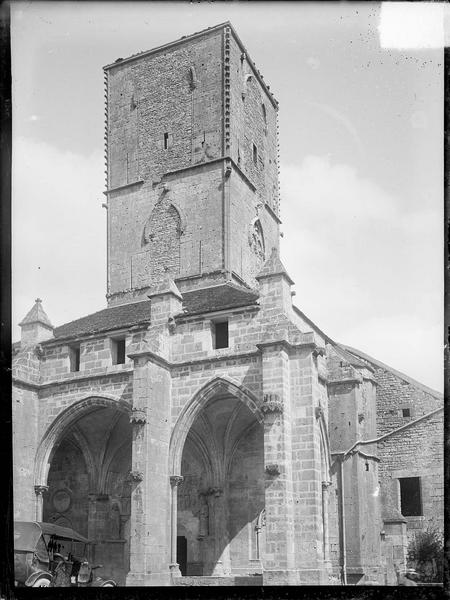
[209,487,231,576]
[322,481,332,563]
[259,345,298,585]
[169,475,183,576]
[126,281,181,586]
[87,493,98,563]
[126,396,147,586]
[254,509,266,568]
[34,485,48,521]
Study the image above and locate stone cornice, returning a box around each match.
[327,374,378,387]
[41,325,148,347]
[12,377,40,391]
[327,376,363,386]
[256,334,325,355]
[13,366,134,391]
[161,156,257,193]
[103,179,144,195]
[331,450,380,462]
[174,303,259,322]
[130,348,261,371]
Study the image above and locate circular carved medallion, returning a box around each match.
[52,488,72,513]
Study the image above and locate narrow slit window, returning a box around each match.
[69,345,80,372]
[252,143,258,166]
[164,132,169,150]
[112,338,126,365]
[213,320,229,349]
[399,477,422,516]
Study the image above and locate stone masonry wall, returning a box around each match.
[106,30,225,300]
[229,170,279,287]
[107,29,223,189]
[228,34,279,214]
[375,366,443,538]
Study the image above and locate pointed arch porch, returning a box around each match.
[169,375,264,477]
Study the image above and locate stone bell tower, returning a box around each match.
[103,22,281,306]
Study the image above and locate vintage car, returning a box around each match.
[14,521,116,587]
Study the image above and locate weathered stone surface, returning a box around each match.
[12,21,442,589]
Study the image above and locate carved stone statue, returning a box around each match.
[248,219,265,261]
[198,493,209,538]
[108,502,121,539]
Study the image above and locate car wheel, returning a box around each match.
[32,578,51,587]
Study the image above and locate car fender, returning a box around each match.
[90,577,117,587]
[25,570,52,587]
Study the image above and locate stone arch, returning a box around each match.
[140,198,184,283]
[142,201,184,245]
[35,395,132,487]
[169,376,263,476]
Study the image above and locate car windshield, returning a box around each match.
[44,535,86,560]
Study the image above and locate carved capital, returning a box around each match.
[315,406,324,420]
[261,393,283,414]
[130,407,147,425]
[128,470,144,482]
[34,485,48,496]
[88,492,98,504]
[322,481,332,490]
[207,486,223,497]
[167,316,176,334]
[34,344,44,358]
[265,464,281,476]
[312,346,326,358]
[170,475,184,488]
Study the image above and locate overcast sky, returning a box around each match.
[11,2,444,390]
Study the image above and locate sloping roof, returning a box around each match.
[343,344,443,399]
[181,283,259,316]
[334,344,372,370]
[19,298,53,328]
[51,300,152,341]
[45,283,258,342]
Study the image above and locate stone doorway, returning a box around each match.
[177,393,264,577]
[42,404,132,585]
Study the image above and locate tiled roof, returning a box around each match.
[46,283,258,341]
[19,298,53,328]
[181,283,259,316]
[51,300,152,341]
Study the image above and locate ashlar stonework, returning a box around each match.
[12,22,443,586]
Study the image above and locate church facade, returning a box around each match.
[12,22,443,586]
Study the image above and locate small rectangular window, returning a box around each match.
[111,338,126,365]
[69,345,80,372]
[399,477,422,516]
[252,143,258,165]
[402,408,411,418]
[213,320,229,349]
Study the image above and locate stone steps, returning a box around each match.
[173,575,263,586]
